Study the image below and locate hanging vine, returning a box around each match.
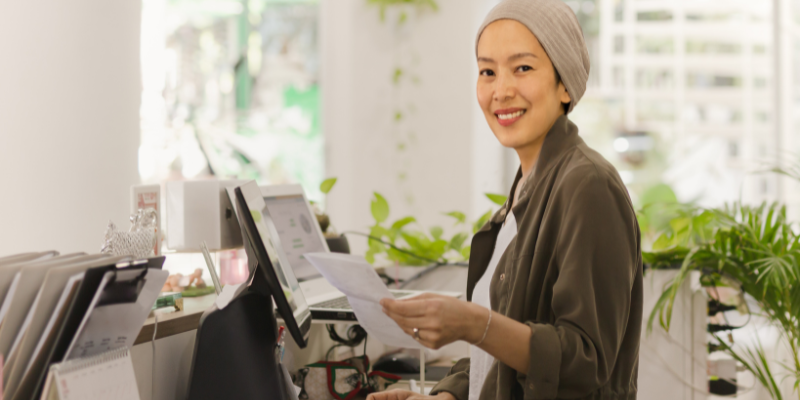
[366,0,439,24]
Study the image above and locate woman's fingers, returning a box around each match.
[384,310,439,331]
[366,389,419,400]
[381,298,430,317]
[382,295,478,349]
[365,389,444,400]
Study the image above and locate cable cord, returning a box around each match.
[325,324,367,361]
[399,264,443,289]
[708,278,752,330]
[151,314,159,400]
[341,232,445,265]
[340,231,468,288]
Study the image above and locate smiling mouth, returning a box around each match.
[495,109,526,127]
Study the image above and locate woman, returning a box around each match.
[367,0,642,399]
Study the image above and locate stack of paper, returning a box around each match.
[0,251,168,400]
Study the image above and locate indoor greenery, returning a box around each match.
[646,202,800,399]
[366,0,439,23]
[313,178,338,236]
[363,192,505,266]
[312,176,506,265]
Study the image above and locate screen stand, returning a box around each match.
[186,262,298,400]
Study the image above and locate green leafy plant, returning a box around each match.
[485,193,507,206]
[362,192,507,266]
[315,178,338,235]
[646,202,800,399]
[364,192,473,265]
[365,0,439,209]
[366,0,439,23]
[313,177,501,264]
[320,177,337,197]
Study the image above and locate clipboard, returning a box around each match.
[29,257,165,400]
[63,265,168,360]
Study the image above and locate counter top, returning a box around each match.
[134,294,217,345]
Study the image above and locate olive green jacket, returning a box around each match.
[431,115,643,400]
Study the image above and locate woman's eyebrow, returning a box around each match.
[477,53,538,63]
[508,52,537,61]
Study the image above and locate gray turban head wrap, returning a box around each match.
[476,0,590,114]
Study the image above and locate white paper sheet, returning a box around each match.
[65,268,168,360]
[304,252,421,349]
[0,272,22,327]
[214,282,245,310]
[8,283,45,360]
[25,272,84,376]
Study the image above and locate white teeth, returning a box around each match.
[497,110,525,120]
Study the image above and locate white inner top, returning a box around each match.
[469,211,518,400]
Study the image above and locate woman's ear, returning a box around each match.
[559,82,572,105]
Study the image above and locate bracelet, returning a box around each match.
[471,309,492,346]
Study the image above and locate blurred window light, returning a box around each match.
[569,0,793,210]
[637,10,673,22]
[636,36,674,54]
[614,35,624,54]
[614,136,654,153]
[139,0,324,201]
[614,0,623,22]
[686,72,741,88]
[635,101,675,122]
[613,66,625,88]
[614,137,630,153]
[705,104,739,124]
[581,1,595,15]
[728,141,739,158]
[636,68,674,89]
[755,111,770,123]
[686,11,744,22]
[618,170,635,184]
[680,104,741,125]
[686,40,741,55]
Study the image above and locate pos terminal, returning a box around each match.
[186,181,312,400]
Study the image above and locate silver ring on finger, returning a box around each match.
[413,327,420,340]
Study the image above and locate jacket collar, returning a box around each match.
[490,114,583,225]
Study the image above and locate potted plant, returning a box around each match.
[646,202,800,399]
[314,178,351,254]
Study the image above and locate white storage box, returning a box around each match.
[166,180,247,251]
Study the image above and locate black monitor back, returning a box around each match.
[186,282,295,400]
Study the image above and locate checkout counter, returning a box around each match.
[129,265,469,400]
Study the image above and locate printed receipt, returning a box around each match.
[304,253,421,349]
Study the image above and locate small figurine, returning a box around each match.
[161,268,207,292]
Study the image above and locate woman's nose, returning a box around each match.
[493,72,516,102]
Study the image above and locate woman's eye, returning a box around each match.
[480,69,495,77]
[517,65,533,72]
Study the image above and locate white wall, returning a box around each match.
[322,0,506,254]
[0,1,141,255]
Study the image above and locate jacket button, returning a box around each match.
[500,273,505,281]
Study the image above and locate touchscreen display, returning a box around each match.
[238,185,309,321]
[262,195,326,281]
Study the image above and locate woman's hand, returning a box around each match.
[366,389,456,400]
[381,293,489,349]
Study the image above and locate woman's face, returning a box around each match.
[477,20,571,151]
